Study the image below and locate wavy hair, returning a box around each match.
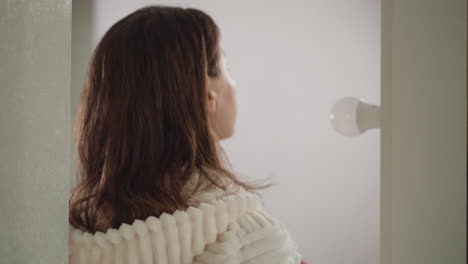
[69,5,270,233]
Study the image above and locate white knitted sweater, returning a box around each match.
[69,170,302,264]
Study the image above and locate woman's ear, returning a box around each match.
[206,89,217,113]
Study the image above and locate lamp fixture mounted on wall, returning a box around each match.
[330,97,380,137]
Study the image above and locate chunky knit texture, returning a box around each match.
[69,170,301,264]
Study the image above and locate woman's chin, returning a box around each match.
[219,129,235,141]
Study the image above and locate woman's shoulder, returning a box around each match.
[69,178,264,263]
[68,168,298,263]
[184,167,251,206]
[192,193,302,263]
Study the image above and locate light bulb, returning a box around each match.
[330,97,380,137]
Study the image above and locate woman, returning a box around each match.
[69,5,306,264]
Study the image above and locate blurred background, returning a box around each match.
[72,1,380,263]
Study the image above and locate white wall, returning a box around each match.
[90,1,380,263]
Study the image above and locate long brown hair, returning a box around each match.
[69,5,269,233]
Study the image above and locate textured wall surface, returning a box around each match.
[0,0,71,263]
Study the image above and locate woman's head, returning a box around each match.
[90,5,236,141]
[69,5,264,233]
